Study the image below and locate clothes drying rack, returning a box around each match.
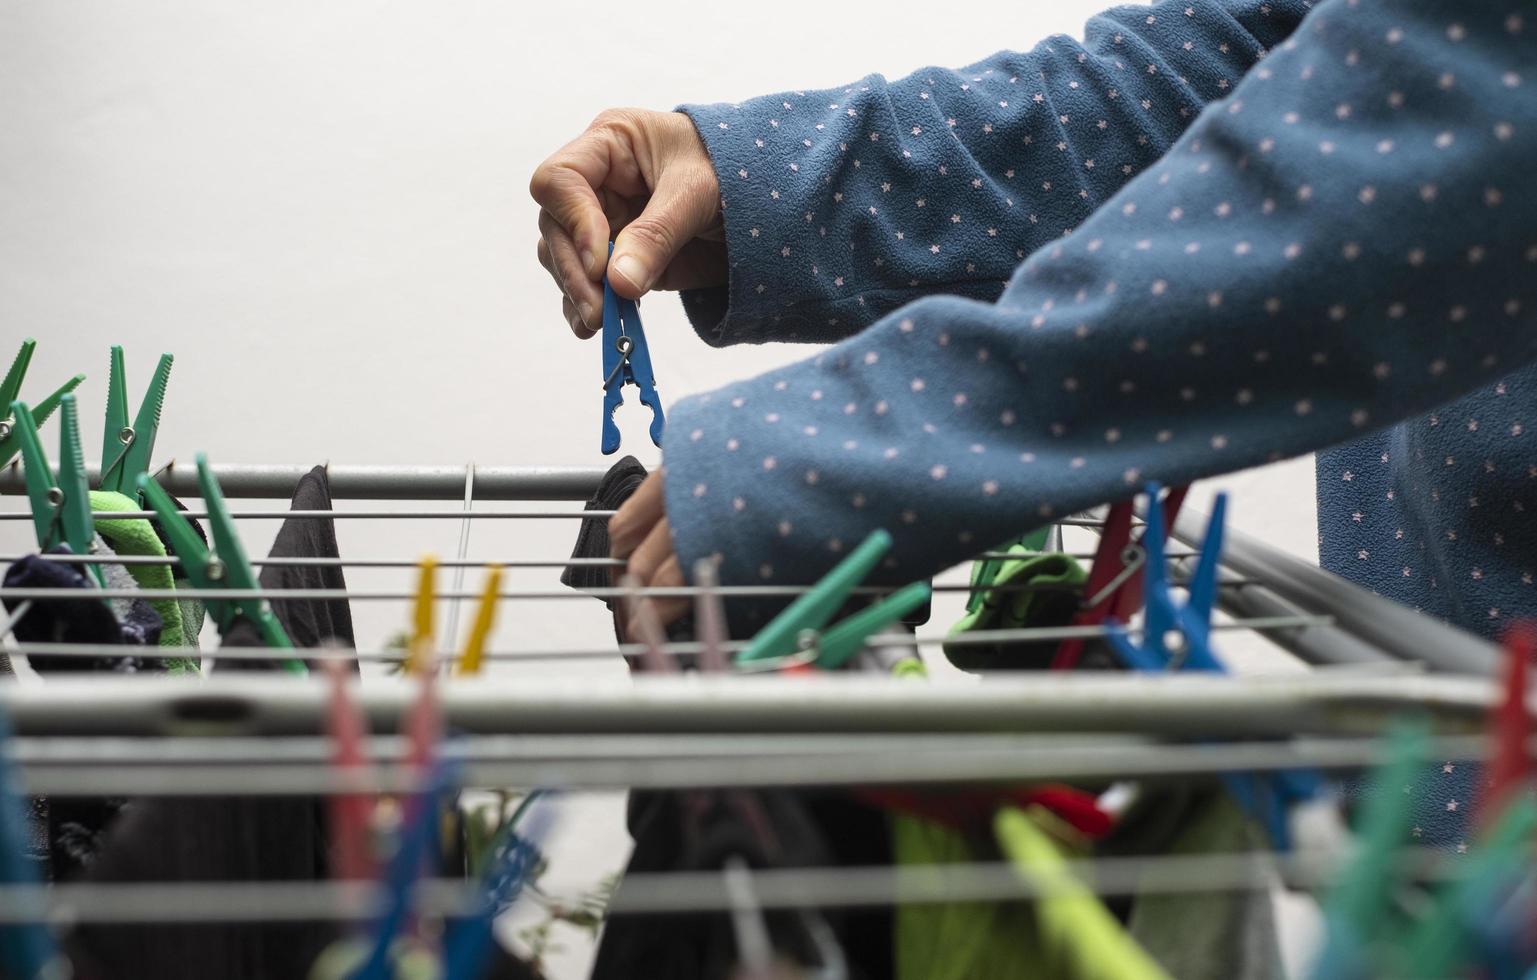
[0,459,1513,932]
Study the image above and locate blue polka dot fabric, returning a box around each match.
[662,0,1534,844]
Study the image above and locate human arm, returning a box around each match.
[648,0,1536,630]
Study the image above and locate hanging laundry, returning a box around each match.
[250,465,356,672]
[996,807,1172,980]
[1100,786,1284,980]
[944,546,1110,672]
[89,489,202,664]
[2,545,162,668]
[65,470,360,977]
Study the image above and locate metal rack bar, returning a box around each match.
[1,732,1492,797]
[0,673,1494,738]
[0,461,608,501]
[0,554,627,569]
[0,617,1342,666]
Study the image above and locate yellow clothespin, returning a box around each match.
[405,556,437,675]
[455,565,502,676]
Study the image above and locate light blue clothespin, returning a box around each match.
[600,242,664,454]
[0,692,62,978]
[1105,486,1320,848]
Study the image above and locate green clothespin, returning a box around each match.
[137,454,306,674]
[100,346,173,499]
[0,338,86,468]
[1310,720,1429,980]
[11,394,106,587]
[734,530,932,669]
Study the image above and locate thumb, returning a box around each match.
[609,164,719,298]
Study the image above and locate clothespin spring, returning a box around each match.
[602,335,635,391]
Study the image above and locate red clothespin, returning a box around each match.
[1050,486,1190,670]
[1109,485,1189,622]
[1477,624,1537,832]
[1051,501,1134,670]
[324,654,375,881]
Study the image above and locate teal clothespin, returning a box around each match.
[99,346,173,500]
[12,395,106,588]
[734,530,932,669]
[137,454,305,673]
[0,338,86,468]
[1397,794,1537,979]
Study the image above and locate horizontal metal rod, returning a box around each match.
[0,553,626,570]
[0,508,612,521]
[0,580,1282,603]
[0,461,610,501]
[0,846,1468,925]
[0,673,1495,739]
[1,617,1337,667]
[3,733,1491,796]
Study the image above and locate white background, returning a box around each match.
[0,3,1319,976]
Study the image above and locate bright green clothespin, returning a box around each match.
[99,346,173,499]
[734,530,932,670]
[1310,720,1429,980]
[11,395,106,587]
[0,338,86,468]
[137,454,306,674]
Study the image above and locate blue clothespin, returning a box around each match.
[441,796,555,980]
[600,242,664,455]
[1106,486,1320,848]
[352,756,461,980]
[0,691,62,979]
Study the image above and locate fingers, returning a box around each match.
[638,555,689,631]
[609,162,721,298]
[529,133,615,280]
[538,210,602,337]
[626,517,675,594]
[609,472,665,559]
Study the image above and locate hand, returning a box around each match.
[531,108,727,338]
[608,471,689,634]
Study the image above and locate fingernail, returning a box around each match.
[580,249,596,276]
[612,252,649,291]
[580,302,597,328]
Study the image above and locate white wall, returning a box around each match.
[0,3,1317,977]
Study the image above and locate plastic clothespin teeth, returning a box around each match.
[99,346,173,499]
[600,242,664,455]
[12,395,106,588]
[137,454,305,673]
[454,564,502,676]
[0,339,85,469]
[734,529,932,671]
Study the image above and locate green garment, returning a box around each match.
[89,490,201,671]
[995,807,1172,980]
[1123,792,1283,980]
[893,814,1040,980]
[945,546,1087,672]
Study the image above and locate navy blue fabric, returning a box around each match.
[662,0,1533,850]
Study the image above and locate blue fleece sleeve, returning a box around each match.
[662,0,1537,629]
[676,0,1314,347]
